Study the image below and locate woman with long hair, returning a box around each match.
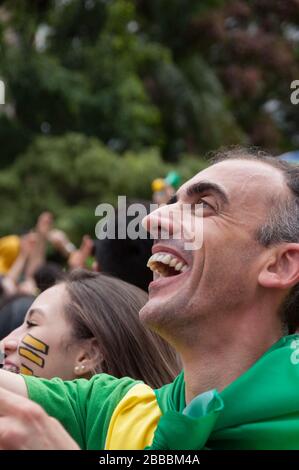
[1,269,180,388]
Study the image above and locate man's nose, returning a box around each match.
[142,205,176,239]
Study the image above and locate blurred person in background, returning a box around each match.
[94,200,153,291]
[0,235,21,276]
[0,294,35,342]
[66,200,154,291]
[151,171,181,206]
[33,263,65,293]
[0,212,75,338]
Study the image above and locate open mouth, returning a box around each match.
[147,251,189,278]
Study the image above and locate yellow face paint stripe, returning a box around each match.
[20,364,34,376]
[22,334,49,355]
[19,347,44,368]
[105,383,162,450]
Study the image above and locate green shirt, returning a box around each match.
[25,373,142,449]
[24,334,299,450]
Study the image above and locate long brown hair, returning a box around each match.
[62,269,180,388]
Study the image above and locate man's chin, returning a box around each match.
[139,296,163,326]
[139,292,177,329]
[141,269,191,326]
[139,298,156,323]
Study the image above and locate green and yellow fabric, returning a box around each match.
[24,334,299,450]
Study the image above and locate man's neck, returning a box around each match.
[180,307,284,404]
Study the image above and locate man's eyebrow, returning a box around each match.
[184,181,229,205]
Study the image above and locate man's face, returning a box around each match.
[140,159,286,341]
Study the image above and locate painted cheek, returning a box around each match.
[19,364,34,376]
[18,333,50,376]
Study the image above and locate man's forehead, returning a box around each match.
[179,159,285,199]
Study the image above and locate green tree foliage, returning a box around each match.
[0,0,297,238]
[169,0,299,152]
[0,0,165,165]
[0,133,206,241]
[0,0,248,164]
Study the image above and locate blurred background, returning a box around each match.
[0,0,298,242]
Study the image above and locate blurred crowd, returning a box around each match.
[0,203,181,387]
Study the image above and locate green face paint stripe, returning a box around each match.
[20,363,34,376]
[18,347,44,368]
[22,334,49,355]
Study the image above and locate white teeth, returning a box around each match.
[147,253,158,266]
[147,252,189,276]
[162,254,171,264]
[169,258,178,267]
[175,262,183,271]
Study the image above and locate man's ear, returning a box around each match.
[258,243,299,289]
[73,338,103,377]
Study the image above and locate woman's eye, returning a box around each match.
[26,321,36,328]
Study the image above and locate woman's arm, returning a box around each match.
[0,369,28,397]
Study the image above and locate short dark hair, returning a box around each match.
[63,269,180,387]
[94,200,153,291]
[34,262,65,292]
[211,146,299,331]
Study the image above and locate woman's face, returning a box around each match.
[1,284,82,380]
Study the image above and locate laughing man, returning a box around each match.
[1,148,299,450]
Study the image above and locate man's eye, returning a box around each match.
[192,199,216,214]
[199,199,214,210]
